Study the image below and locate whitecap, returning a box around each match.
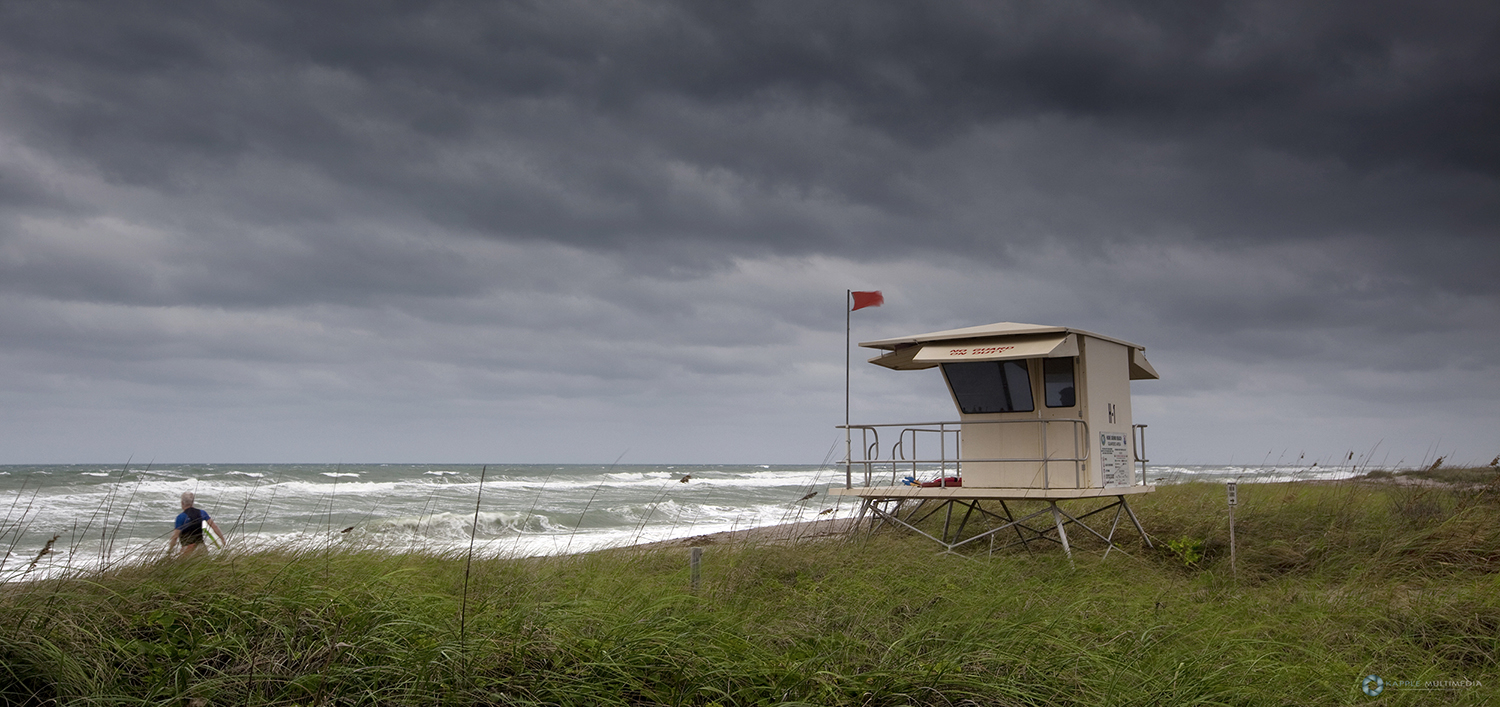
[321,472,361,479]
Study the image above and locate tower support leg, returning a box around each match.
[1050,502,1073,565]
[1121,496,1152,548]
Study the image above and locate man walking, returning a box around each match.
[170,491,225,557]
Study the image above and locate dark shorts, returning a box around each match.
[180,532,204,546]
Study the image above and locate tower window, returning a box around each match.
[1044,358,1076,408]
[941,360,1035,414]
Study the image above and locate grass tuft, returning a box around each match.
[2,480,1498,705]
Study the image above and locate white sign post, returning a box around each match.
[1226,481,1238,578]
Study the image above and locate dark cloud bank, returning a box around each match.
[0,0,1495,464]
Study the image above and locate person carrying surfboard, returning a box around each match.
[170,491,226,557]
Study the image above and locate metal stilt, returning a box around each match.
[997,500,1032,554]
[831,489,1154,561]
[952,501,977,545]
[1050,502,1073,564]
[1121,496,1153,548]
[1102,503,1125,560]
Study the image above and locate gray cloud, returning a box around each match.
[0,0,1495,464]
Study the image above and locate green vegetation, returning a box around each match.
[1372,462,1500,486]
[3,478,1498,706]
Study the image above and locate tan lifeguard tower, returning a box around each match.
[831,322,1160,557]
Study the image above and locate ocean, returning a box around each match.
[0,461,1365,581]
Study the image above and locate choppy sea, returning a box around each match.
[0,462,1364,581]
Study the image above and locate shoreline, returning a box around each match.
[622,515,858,552]
[618,470,1500,553]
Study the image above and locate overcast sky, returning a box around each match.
[1,0,1496,466]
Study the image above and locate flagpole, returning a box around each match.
[844,290,883,490]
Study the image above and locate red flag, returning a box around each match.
[850,291,884,311]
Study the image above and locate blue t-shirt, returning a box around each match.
[175,508,210,530]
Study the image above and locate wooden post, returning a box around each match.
[690,546,703,593]
[1226,481,1238,578]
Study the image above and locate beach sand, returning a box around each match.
[626,516,858,552]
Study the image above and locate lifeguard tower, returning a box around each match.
[831,321,1160,557]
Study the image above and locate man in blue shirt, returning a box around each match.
[170,491,225,557]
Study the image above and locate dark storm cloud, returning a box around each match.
[669,2,1500,176]
[0,0,1496,463]
[3,1,1495,270]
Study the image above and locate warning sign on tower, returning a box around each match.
[1100,432,1130,487]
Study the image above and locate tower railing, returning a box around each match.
[1133,424,1149,484]
[838,419,1092,489]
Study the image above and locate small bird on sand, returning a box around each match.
[818,508,834,516]
[678,474,691,483]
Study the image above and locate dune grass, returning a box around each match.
[1366,463,1500,487]
[2,478,1497,706]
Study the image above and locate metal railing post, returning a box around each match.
[1133,424,1149,485]
[1041,419,1050,490]
[843,426,852,489]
